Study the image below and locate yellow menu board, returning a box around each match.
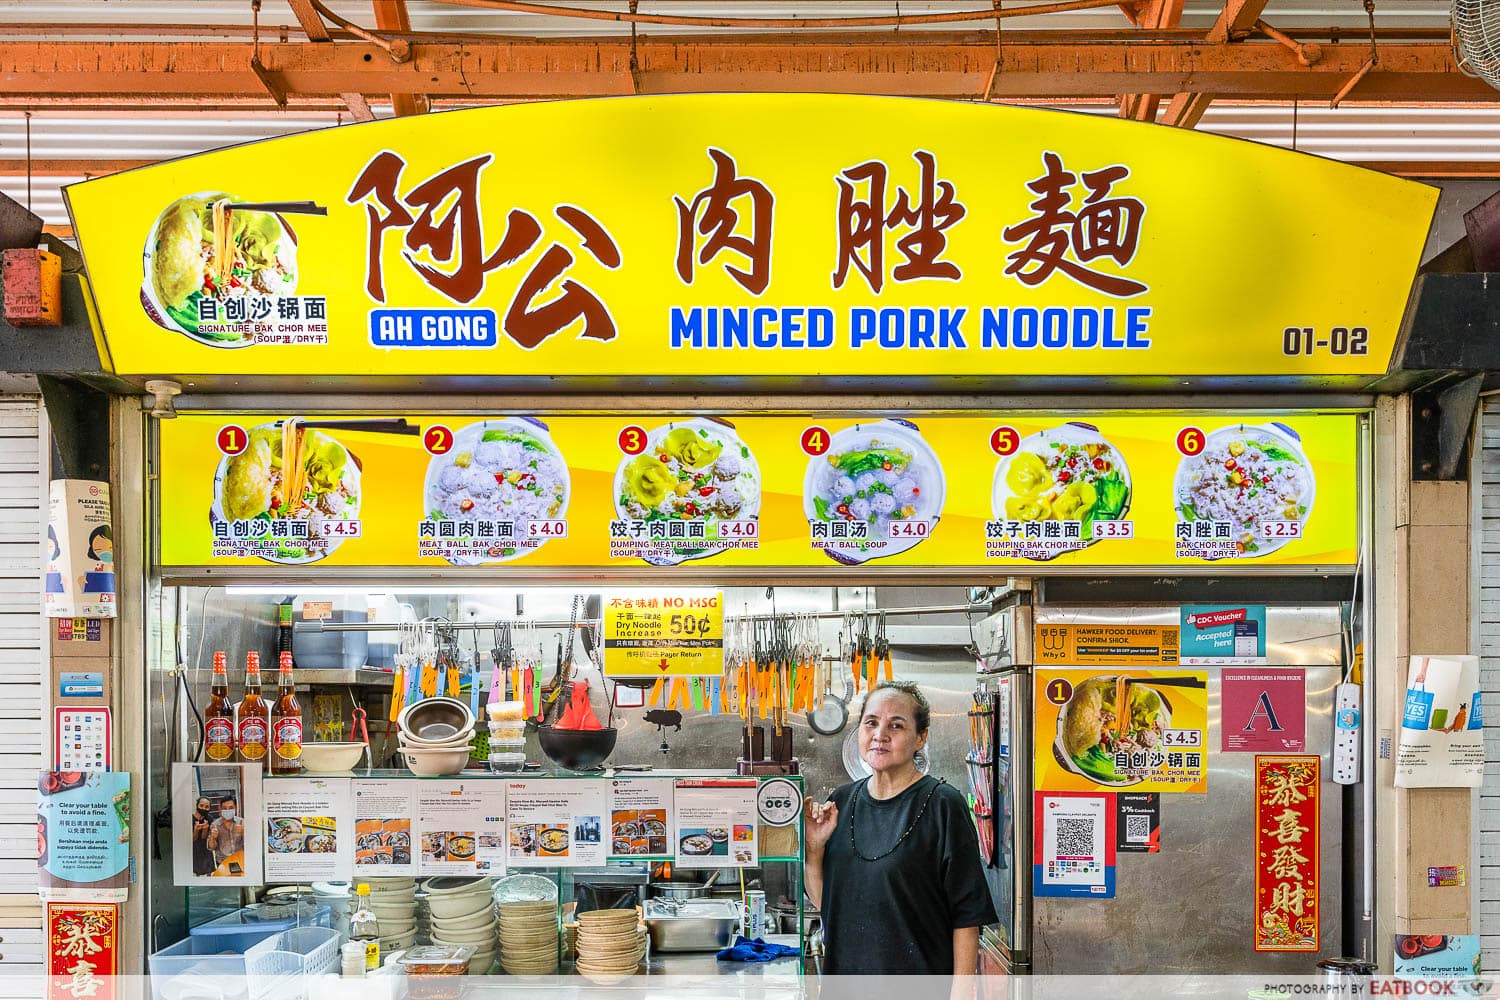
[156,411,1358,570]
[67,96,1434,379]
[1034,668,1209,794]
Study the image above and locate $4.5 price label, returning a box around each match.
[319,519,363,538]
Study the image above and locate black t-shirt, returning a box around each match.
[819,775,998,975]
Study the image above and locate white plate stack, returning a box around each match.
[423,877,497,974]
[368,878,418,955]
[574,909,646,981]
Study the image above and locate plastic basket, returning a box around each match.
[245,926,341,1000]
[148,936,252,1000]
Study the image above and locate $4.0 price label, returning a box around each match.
[319,520,363,538]
[527,520,568,539]
[889,520,932,540]
[1260,520,1302,539]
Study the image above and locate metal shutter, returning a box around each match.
[0,398,44,977]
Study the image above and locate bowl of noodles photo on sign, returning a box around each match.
[613,417,761,566]
[141,193,299,347]
[803,419,946,565]
[1053,675,1173,788]
[990,422,1131,560]
[210,419,361,565]
[424,418,571,565]
[1173,422,1316,559]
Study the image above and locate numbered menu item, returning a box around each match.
[263,777,354,881]
[608,778,673,860]
[414,781,507,876]
[1034,668,1208,793]
[506,779,608,867]
[353,780,418,876]
[804,419,945,564]
[1174,422,1314,560]
[989,422,1132,560]
[421,417,570,565]
[674,778,758,868]
[612,418,762,565]
[211,418,361,563]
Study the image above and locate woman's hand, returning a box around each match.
[804,797,839,854]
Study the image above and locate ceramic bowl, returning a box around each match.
[297,742,367,773]
[398,697,474,741]
[376,917,417,937]
[428,895,494,922]
[431,923,499,945]
[401,746,470,777]
[370,900,417,919]
[398,727,474,749]
[423,876,492,897]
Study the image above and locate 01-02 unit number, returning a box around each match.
[1282,326,1368,356]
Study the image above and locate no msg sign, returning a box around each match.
[604,590,724,678]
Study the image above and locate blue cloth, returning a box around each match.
[716,936,800,962]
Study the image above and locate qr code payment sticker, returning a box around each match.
[1055,817,1095,858]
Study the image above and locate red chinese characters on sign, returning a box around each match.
[674,148,774,296]
[47,903,118,1000]
[833,151,967,293]
[1002,152,1147,298]
[346,152,622,347]
[1254,755,1319,952]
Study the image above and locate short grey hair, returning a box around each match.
[860,680,931,734]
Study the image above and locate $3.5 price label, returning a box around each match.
[1091,520,1134,540]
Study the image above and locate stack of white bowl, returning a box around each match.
[368,877,419,954]
[397,698,476,777]
[423,877,497,973]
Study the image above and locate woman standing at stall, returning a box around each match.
[805,680,996,978]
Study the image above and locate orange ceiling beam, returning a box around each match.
[372,0,428,115]
[1161,0,1274,126]
[0,38,1490,103]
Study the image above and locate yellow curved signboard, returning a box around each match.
[66,96,1435,378]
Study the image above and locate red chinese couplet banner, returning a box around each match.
[1253,755,1320,952]
[47,902,118,1000]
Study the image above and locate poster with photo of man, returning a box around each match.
[171,762,263,886]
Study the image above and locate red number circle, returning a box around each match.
[423,425,454,455]
[800,426,831,456]
[1044,677,1074,706]
[990,426,1020,456]
[618,425,648,456]
[216,425,249,456]
[1176,426,1206,456]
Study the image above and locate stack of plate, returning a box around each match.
[574,909,646,981]
[498,900,559,976]
[424,877,496,973]
[368,878,418,954]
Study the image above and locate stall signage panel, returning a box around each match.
[1221,668,1306,753]
[47,902,118,1000]
[66,96,1434,379]
[157,411,1358,570]
[1034,624,1178,666]
[604,590,724,678]
[1253,755,1320,952]
[1034,669,1208,794]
